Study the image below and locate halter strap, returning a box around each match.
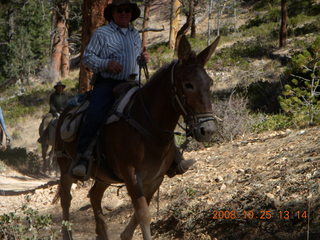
[171,61,188,116]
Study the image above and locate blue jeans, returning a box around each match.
[76,79,124,154]
[0,107,12,142]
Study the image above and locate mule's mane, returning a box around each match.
[146,60,177,84]
[145,49,200,84]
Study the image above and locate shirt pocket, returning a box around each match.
[106,41,124,60]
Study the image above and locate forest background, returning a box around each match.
[0,0,320,155]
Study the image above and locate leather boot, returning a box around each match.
[166,147,195,178]
[72,154,89,177]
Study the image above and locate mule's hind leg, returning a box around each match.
[41,143,49,172]
[48,148,58,176]
[59,173,75,240]
[89,181,110,240]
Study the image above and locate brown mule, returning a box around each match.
[39,116,58,173]
[54,35,220,240]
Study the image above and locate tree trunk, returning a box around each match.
[191,13,196,38]
[279,0,288,48]
[169,0,181,50]
[51,0,69,82]
[61,2,70,78]
[233,0,238,32]
[79,0,108,93]
[207,0,213,45]
[216,1,226,36]
[142,0,151,49]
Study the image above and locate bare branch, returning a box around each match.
[139,26,165,33]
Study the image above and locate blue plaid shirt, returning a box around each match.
[83,21,141,81]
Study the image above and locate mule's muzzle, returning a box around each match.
[187,114,217,142]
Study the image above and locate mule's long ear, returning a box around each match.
[177,35,192,61]
[197,36,220,66]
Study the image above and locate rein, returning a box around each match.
[137,56,149,87]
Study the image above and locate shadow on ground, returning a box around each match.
[0,147,45,178]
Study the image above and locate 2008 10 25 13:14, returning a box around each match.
[212,210,308,220]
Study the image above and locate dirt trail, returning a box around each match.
[1,125,319,239]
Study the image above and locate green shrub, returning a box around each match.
[243,7,279,29]
[243,22,279,40]
[292,20,320,37]
[252,113,293,133]
[1,87,49,125]
[288,0,319,17]
[245,80,282,113]
[0,195,57,239]
[278,36,320,126]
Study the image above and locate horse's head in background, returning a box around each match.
[171,35,220,142]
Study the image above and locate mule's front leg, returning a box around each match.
[123,170,152,240]
[121,178,163,240]
[89,181,110,240]
[121,200,151,240]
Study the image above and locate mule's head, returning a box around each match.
[172,35,220,142]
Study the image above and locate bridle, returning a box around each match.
[126,60,216,144]
[170,61,216,137]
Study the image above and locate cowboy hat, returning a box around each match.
[54,81,66,89]
[104,0,141,22]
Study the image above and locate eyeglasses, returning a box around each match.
[116,7,132,14]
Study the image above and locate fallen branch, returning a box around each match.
[0,179,59,196]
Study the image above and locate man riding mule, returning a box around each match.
[71,0,194,179]
[38,81,69,171]
[55,30,220,239]
[38,81,69,144]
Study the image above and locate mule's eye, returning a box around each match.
[184,83,194,90]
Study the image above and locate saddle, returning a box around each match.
[60,81,139,143]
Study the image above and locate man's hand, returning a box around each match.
[107,61,123,74]
[137,47,150,67]
[141,47,150,63]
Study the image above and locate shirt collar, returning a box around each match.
[110,21,134,32]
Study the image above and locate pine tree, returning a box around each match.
[279,37,320,126]
[0,0,51,87]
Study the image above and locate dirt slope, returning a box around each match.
[1,126,319,239]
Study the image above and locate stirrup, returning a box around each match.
[70,155,92,180]
[176,159,196,174]
[166,159,196,178]
[72,164,87,177]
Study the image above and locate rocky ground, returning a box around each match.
[1,124,319,239]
